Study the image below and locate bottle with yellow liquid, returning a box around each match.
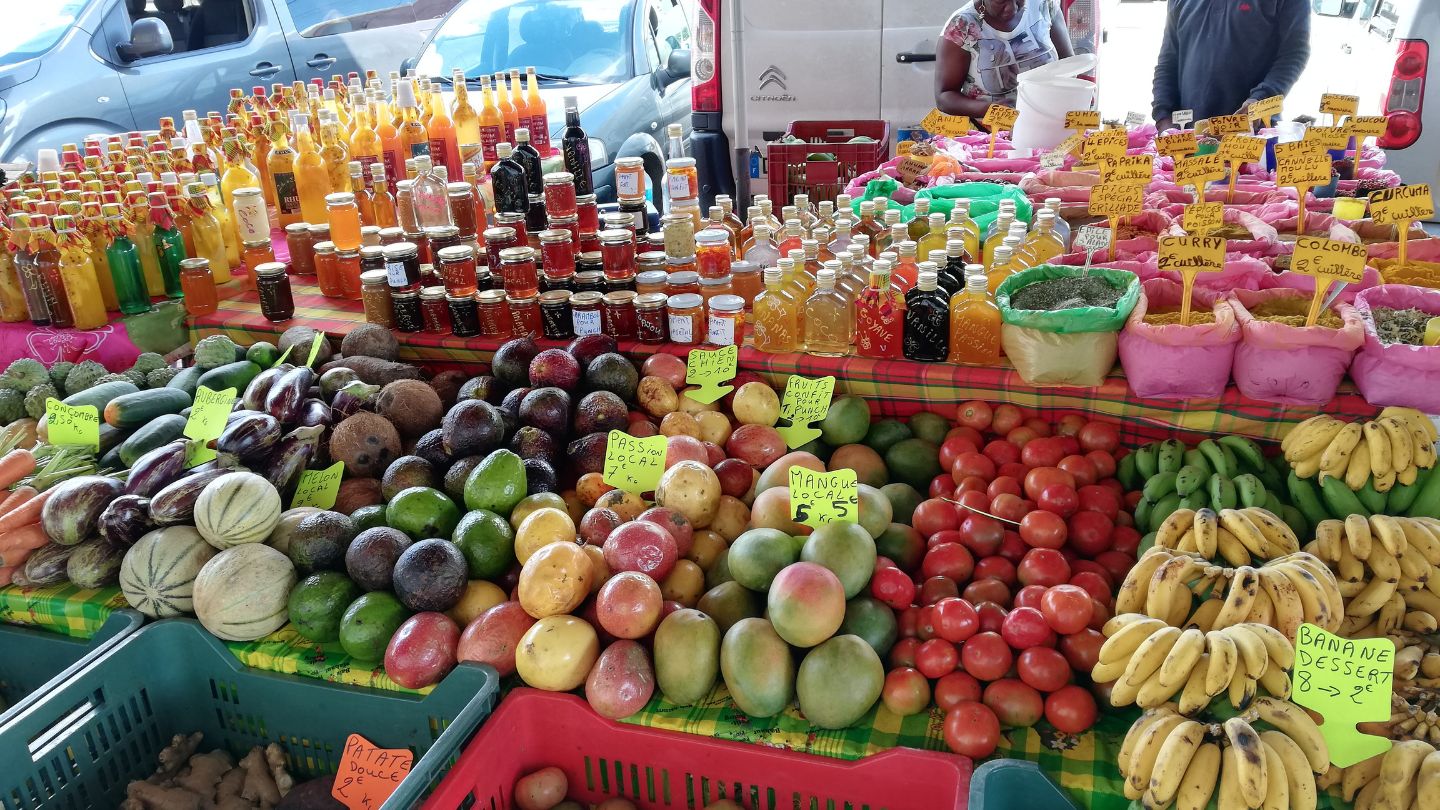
[368,164,398,228]
[427,80,460,181]
[200,172,240,269]
[128,193,167,297]
[524,67,551,156]
[52,215,106,329]
[948,267,1001,365]
[77,202,120,312]
[451,69,482,168]
[292,114,331,223]
[803,264,850,357]
[188,183,232,283]
[494,72,519,144]
[319,117,351,193]
[1023,211,1067,266]
[395,78,430,165]
[265,121,302,227]
[752,266,799,353]
[1005,222,1032,267]
[1044,197,1071,245]
[477,76,504,165]
[916,212,949,264]
[373,98,401,193]
[987,244,1017,294]
[982,208,1014,268]
[908,198,931,242]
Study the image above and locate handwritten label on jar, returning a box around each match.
[667,173,694,202]
[777,374,836,449]
[385,260,409,288]
[668,313,694,344]
[788,467,859,530]
[572,308,601,336]
[45,399,99,450]
[706,313,736,346]
[617,170,642,198]
[685,345,738,404]
[602,431,667,494]
[1369,184,1435,225]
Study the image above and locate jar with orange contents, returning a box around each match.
[636,271,667,295]
[360,270,395,327]
[420,286,450,334]
[336,249,362,299]
[699,274,732,306]
[635,292,668,344]
[543,172,577,217]
[313,240,343,297]
[242,240,274,285]
[507,293,541,337]
[695,228,732,279]
[601,290,638,339]
[576,193,599,233]
[706,294,744,346]
[599,229,636,281]
[179,257,217,316]
[326,192,362,251]
[437,245,478,296]
[579,231,601,254]
[666,293,703,345]
[495,211,529,248]
[483,226,518,272]
[538,229,575,280]
[285,223,313,275]
[730,259,761,309]
[665,269,699,296]
[570,291,603,336]
[476,289,510,337]
[549,214,579,247]
[498,246,538,297]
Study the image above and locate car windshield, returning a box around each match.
[417,0,632,85]
[1,0,90,64]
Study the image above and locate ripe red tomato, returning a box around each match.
[1060,627,1104,669]
[1039,585,1095,634]
[928,529,965,549]
[997,462,1030,481]
[912,499,961,538]
[952,452,997,483]
[956,400,994,432]
[1110,525,1142,555]
[1017,647,1072,692]
[1057,414,1087,437]
[991,404,1025,435]
[1057,455,1098,487]
[1006,426,1040,448]
[922,543,975,583]
[957,489,991,514]
[983,439,1021,467]
[933,597,980,643]
[930,475,955,499]
[882,667,932,716]
[920,575,961,605]
[1087,598,1111,631]
[983,679,1045,727]
[1024,418,1052,437]
[958,513,1005,556]
[1098,477,1126,499]
[1067,570,1114,604]
[1045,684,1099,733]
[972,555,1016,586]
[998,530,1028,563]
[1000,606,1056,649]
[944,702,1001,758]
[1020,437,1066,468]
[987,476,1023,500]
[1012,584,1047,610]
[989,493,1029,523]
[916,638,960,678]
[889,637,920,668]
[975,601,1008,633]
[1056,435,1081,457]
[870,565,917,610]
[959,631,1013,681]
[933,671,983,711]
[1077,485,1121,520]
[1019,510,1068,550]
[915,605,937,640]
[1067,511,1116,557]
[898,606,920,638]
[1078,421,1120,454]
[939,436,980,473]
[1123,490,1144,510]
[962,577,1011,606]
[1085,450,1117,479]
[1036,484,1079,518]
[1094,551,1136,584]
[1017,548,1072,588]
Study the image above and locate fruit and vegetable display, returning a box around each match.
[121,732,296,810]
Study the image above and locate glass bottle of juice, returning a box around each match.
[801,239,826,285]
[411,156,453,230]
[348,92,380,180]
[915,212,948,263]
[426,81,459,181]
[372,98,401,192]
[854,201,883,251]
[777,219,804,256]
[737,205,762,252]
[103,204,152,315]
[948,200,980,264]
[188,184,232,283]
[515,128,544,196]
[793,193,817,229]
[395,180,417,233]
[892,240,920,291]
[126,195,165,297]
[561,96,594,196]
[319,117,351,193]
[785,248,815,304]
[752,266,799,353]
[53,215,107,329]
[148,192,185,299]
[811,229,835,263]
[1023,211,1067,266]
[395,79,430,164]
[494,72,519,145]
[827,219,853,257]
[742,224,779,268]
[523,67,551,156]
[717,195,744,234]
[944,238,970,285]
[803,264,850,357]
[902,269,949,362]
[929,248,964,297]
[10,214,49,325]
[350,162,372,223]
[855,257,905,358]
[909,198,931,242]
[169,186,196,257]
[476,76,503,166]
[368,164,397,228]
[265,120,302,228]
[948,269,1001,365]
[200,172,240,269]
[987,244,1016,294]
[0,217,30,322]
[77,202,120,313]
[450,69,481,168]
[293,114,331,223]
[32,216,73,328]
[1044,197,1070,245]
[982,209,1014,268]
[837,249,868,301]
[509,68,529,142]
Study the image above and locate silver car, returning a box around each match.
[1,0,461,163]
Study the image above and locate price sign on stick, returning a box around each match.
[1184,202,1223,236]
[1156,132,1199,160]
[777,374,836,449]
[982,104,1019,157]
[45,399,98,450]
[1208,114,1251,136]
[332,734,414,810]
[1292,623,1394,767]
[1089,183,1144,261]
[1064,110,1100,131]
[1084,128,1128,165]
[1348,115,1389,139]
[1158,235,1226,325]
[292,461,344,509]
[1106,155,1154,185]
[684,345,738,404]
[1173,153,1226,202]
[602,431,667,494]
[1305,125,1350,151]
[1291,236,1368,326]
[1275,141,1334,236]
[1320,93,1359,122]
[789,467,859,530]
[183,385,237,467]
[1074,225,1113,268]
[1172,109,1195,128]
[1369,184,1434,266]
[921,108,972,138]
[1218,135,1265,202]
[1249,94,1284,123]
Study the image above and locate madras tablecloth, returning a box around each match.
[0,583,127,639]
[224,624,430,695]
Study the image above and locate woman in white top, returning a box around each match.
[935,0,1074,119]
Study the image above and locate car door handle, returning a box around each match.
[250,62,282,77]
[306,54,337,69]
[896,52,936,63]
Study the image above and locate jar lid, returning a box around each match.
[483,226,517,241]
[476,289,507,304]
[307,223,330,234]
[506,294,538,304]
[696,228,729,245]
[575,271,605,283]
[666,157,697,169]
[543,171,575,185]
[232,187,262,199]
[661,212,691,224]
[700,274,732,286]
[241,238,271,249]
[637,251,667,267]
[255,261,287,277]
[446,292,477,303]
[615,156,645,169]
[668,270,699,284]
[360,245,385,259]
[495,211,525,223]
[313,240,336,253]
[360,225,381,235]
[446,182,472,195]
[424,224,461,237]
[667,293,702,309]
[635,292,668,309]
[359,270,388,284]
[576,193,597,205]
[730,260,759,275]
[392,289,419,300]
[437,245,475,261]
[498,246,535,262]
[382,241,418,259]
[179,257,209,270]
[666,256,697,268]
[420,286,446,300]
[637,270,667,286]
[539,290,573,305]
[537,229,572,244]
[571,291,603,306]
[602,290,637,305]
[325,192,355,205]
[549,214,579,225]
[378,227,405,239]
[710,294,745,312]
[578,251,603,267]
[598,228,632,244]
[337,248,360,258]
[284,222,309,234]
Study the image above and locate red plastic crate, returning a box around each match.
[766,120,891,207]
[423,689,971,810]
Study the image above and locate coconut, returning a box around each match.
[376,379,444,438]
[329,412,402,478]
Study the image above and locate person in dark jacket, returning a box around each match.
[1152,0,1311,132]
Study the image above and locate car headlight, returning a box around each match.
[588,137,610,168]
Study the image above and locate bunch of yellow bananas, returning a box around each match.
[1283,407,1437,491]
[1154,506,1301,567]
[1333,738,1440,810]
[1117,699,1328,809]
[1306,516,1440,639]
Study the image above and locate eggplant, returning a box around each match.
[265,425,325,492]
[319,367,360,399]
[66,537,124,589]
[266,366,315,424]
[23,543,76,586]
[243,365,290,411]
[124,439,190,497]
[96,494,154,547]
[216,412,282,460]
[148,466,232,525]
[41,475,126,546]
[330,381,379,417]
[298,398,333,428]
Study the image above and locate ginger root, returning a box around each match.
[239,748,282,807]
[125,780,204,810]
[124,734,298,810]
[264,744,294,797]
[156,733,203,779]
[175,750,233,798]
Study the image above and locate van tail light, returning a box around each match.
[691,0,722,113]
[1380,38,1427,149]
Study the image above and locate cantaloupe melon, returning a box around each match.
[195,471,282,550]
[193,544,297,641]
[119,526,216,618]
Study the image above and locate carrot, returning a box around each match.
[0,449,36,490]
[0,486,37,519]
[0,523,50,561]
[0,489,51,533]
[0,566,14,586]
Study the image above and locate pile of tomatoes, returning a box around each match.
[869,402,1139,758]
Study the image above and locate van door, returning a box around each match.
[274,0,462,84]
[640,0,694,141]
[95,0,294,128]
[879,0,955,140]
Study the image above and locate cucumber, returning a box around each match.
[99,445,124,470]
[167,366,204,396]
[98,423,130,455]
[118,413,188,466]
[102,388,192,429]
[61,380,140,411]
[196,361,263,397]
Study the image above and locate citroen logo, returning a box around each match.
[758,65,787,91]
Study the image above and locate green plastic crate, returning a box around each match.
[0,618,498,810]
[0,609,143,726]
[967,759,1078,810]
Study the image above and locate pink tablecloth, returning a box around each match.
[0,300,188,371]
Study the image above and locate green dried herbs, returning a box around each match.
[1371,306,1434,346]
[1010,276,1124,312]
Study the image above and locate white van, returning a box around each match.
[688,0,1101,205]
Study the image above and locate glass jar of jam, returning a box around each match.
[706,294,744,347]
[508,294,541,337]
[695,228,733,279]
[666,292,703,345]
[378,226,405,246]
[495,211,529,247]
[526,194,547,235]
[242,240,275,285]
[448,182,479,238]
[483,226,518,273]
[392,289,422,332]
[543,172,577,217]
[570,291,603,336]
[498,246,538,297]
[307,222,331,253]
[314,240,343,297]
[615,158,646,201]
[539,290,573,339]
[476,264,498,292]
[604,275,637,294]
[618,198,647,238]
[360,269,395,327]
[326,192,362,251]
[730,259,761,310]
[599,229,636,281]
[548,213,579,247]
[576,193,599,233]
[574,271,605,293]
[360,225,382,247]
[425,224,463,259]
[647,231,667,252]
[382,242,421,291]
[420,286,450,334]
[662,212,695,259]
[361,245,386,277]
[601,212,633,233]
[233,187,270,243]
[666,270,700,296]
[699,274,732,305]
[665,158,699,206]
[179,257,217,316]
[635,292,668,344]
[285,222,313,275]
[667,255,697,279]
[476,289,510,337]
[579,231,601,254]
[336,248,362,299]
[577,250,604,277]
[448,293,479,337]
[637,251,667,277]
[437,245,478,296]
[538,228,575,278]
[636,271,668,295]
[255,262,294,323]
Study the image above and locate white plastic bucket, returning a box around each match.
[1014,77,1096,151]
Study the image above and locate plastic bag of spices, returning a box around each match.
[1227,288,1365,406]
[1118,279,1240,400]
[995,265,1140,387]
[1350,284,1440,412]
[1162,207,1280,258]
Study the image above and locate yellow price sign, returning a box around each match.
[1084,128,1129,163]
[1156,132,1198,160]
[1089,182,1145,218]
[1173,153,1226,187]
[1369,184,1435,224]
[788,467,859,530]
[45,399,99,450]
[684,345,738,404]
[777,374,836,449]
[1292,236,1367,283]
[1159,234,1226,325]
[1305,125,1350,151]
[921,109,973,137]
[896,140,915,156]
[1292,623,1394,767]
[1348,115,1389,138]
[1184,202,1224,235]
[1064,110,1100,130]
[183,385,237,467]
[1218,134,1266,165]
[1249,94,1284,121]
[1320,94,1360,118]
[1106,154,1154,184]
[1208,114,1251,136]
[602,431,667,494]
[1275,142,1333,189]
[982,104,1020,131]
[1053,132,1085,157]
[291,461,344,509]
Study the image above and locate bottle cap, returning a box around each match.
[918,270,938,290]
[967,272,988,291]
[873,257,892,272]
[763,267,783,283]
[497,143,513,158]
[929,250,948,264]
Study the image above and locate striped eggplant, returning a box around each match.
[330,381,379,417]
[298,398,333,428]
[319,367,360,399]
[41,475,126,546]
[265,425,325,492]
[66,537,124,589]
[97,495,154,547]
[124,439,190,497]
[148,466,232,525]
[242,365,290,411]
[266,366,315,424]
[216,412,282,460]
[23,543,76,586]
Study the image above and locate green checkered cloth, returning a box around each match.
[225,624,431,695]
[0,584,126,640]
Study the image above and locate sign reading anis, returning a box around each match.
[752,65,797,103]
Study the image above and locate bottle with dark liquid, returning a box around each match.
[514,128,544,196]
[902,269,949,362]
[491,143,529,215]
[561,96,593,196]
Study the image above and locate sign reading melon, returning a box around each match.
[1292,623,1394,767]
[331,733,414,810]
[789,467,859,530]
[777,374,836,449]
[183,385,236,467]
[602,431,667,494]
[45,399,99,450]
[684,345,738,404]
[921,108,972,137]
[292,461,344,509]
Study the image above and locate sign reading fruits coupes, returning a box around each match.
[602,431,667,494]
[1292,623,1393,767]
[788,467,858,530]
[776,374,836,449]
[684,345,738,405]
